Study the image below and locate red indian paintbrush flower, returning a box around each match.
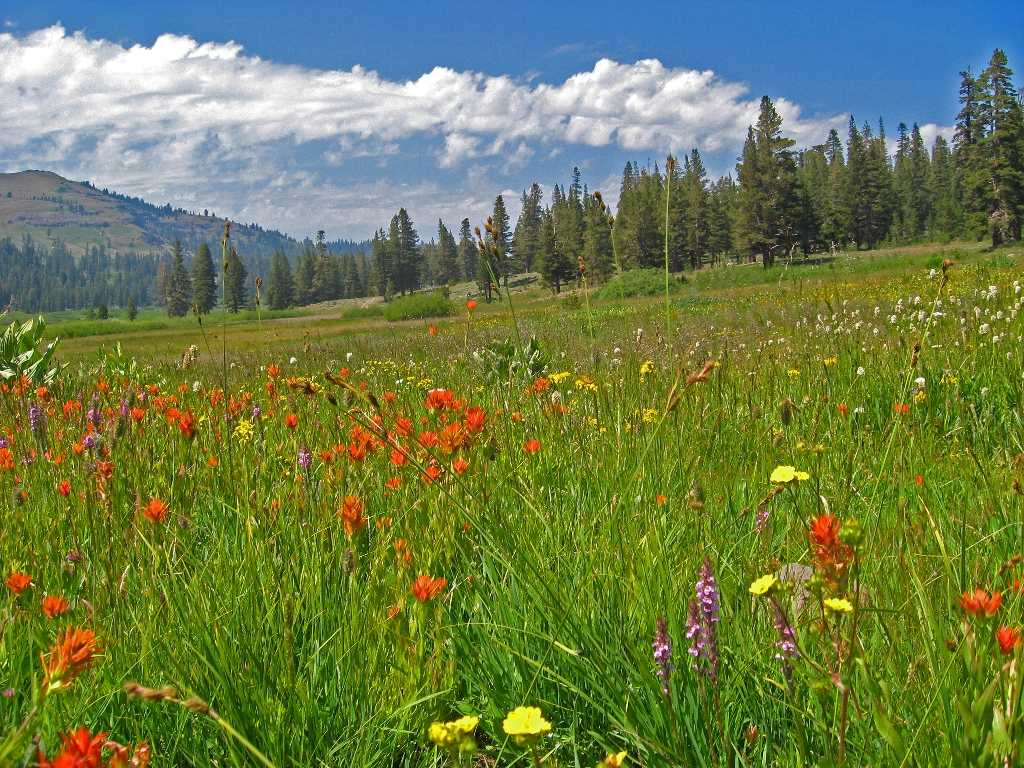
[42,626,100,693]
[997,626,1022,654]
[523,438,541,455]
[411,574,447,602]
[37,727,105,768]
[6,571,32,595]
[339,496,366,537]
[42,595,70,619]
[959,589,1002,618]
[142,498,169,524]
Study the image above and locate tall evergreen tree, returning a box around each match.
[512,184,543,274]
[294,246,316,305]
[165,240,191,317]
[736,97,799,266]
[490,195,512,285]
[190,242,216,314]
[458,219,478,284]
[224,247,248,312]
[389,209,420,295]
[975,49,1024,243]
[537,208,574,293]
[267,250,294,309]
[436,220,460,284]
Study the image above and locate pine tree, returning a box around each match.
[370,230,391,298]
[267,250,294,309]
[294,246,316,305]
[126,296,138,321]
[224,247,248,312]
[684,149,710,268]
[928,136,959,237]
[490,196,512,285]
[736,97,799,266]
[389,209,420,295]
[976,49,1024,243]
[512,184,543,274]
[436,219,460,284]
[537,208,573,293]
[165,240,191,317]
[190,242,217,314]
[583,191,615,282]
[458,219,478,283]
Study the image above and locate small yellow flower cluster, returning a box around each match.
[824,597,854,614]
[428,714,479,752]
[639,360,655,378]
[641,408,658,424]
[770,465,810,484]
[232,420,255,443]
[575,376,598,393]
[822,356,838,367]
[550,371,572,384]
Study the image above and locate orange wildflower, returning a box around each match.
[42,595,70,619]
[411,574,447,602]
[466,299,477,311]
[339,496,366,537]
[42,626,100,692]
[997,626,1022,654]
[452,457,470,475]
[523,438,541,455]
[142,498,169,524]
[960,589,1002,618]
[285,413,298,430]
[6,571,32,595]
[58,479,72,497]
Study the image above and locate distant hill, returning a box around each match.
[0,170,303,258]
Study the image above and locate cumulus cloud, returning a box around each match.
[0,24,850,237]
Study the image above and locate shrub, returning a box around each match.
[342,304,384,321]
[596,268,687,300]
[383,292,455,321]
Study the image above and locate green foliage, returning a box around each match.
[596,268,686,300]
[191,242,217,314]
[0,315,62,385]
[165,240,192,317]
[224,246,249,313]
[340,304,384,320]
[382,291,454,321]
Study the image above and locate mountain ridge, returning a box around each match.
[0,170,368,258]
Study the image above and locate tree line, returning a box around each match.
[5,49,1020,314]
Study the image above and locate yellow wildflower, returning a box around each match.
[824,597,854,614]
[748,574,777,596]
[550,371,571,384]
[823,356,838,367]
[598,751,628,767]
[914,390,927,403]
[770,465,810,484]
[639,360,655,377]
[503,706,552,745]
[787,368,800,377]
[428,715,479,750]
[641,408,658,424]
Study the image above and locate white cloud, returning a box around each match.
[883,122,955,159]
[0,24,850,237]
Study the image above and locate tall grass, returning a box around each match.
[1,248,1023,765]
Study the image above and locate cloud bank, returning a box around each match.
[0,25,854,237]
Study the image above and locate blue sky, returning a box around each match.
[1,1,1020,240]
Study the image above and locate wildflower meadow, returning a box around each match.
[2,244,1024,766]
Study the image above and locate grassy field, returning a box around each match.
[2,241,1024,766]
